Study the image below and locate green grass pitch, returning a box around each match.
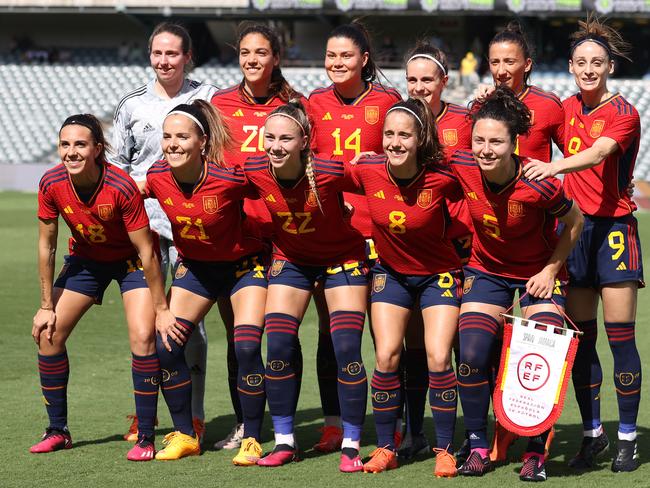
[2,191,649,487]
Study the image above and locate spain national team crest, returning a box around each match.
[175,262,188,279]
[417,189,433,209]
[203,195,218,214]
[463,275,475,295]
[373,273,387,293]
[270,259,285,277]
[305,189,318,208]
[442,129,458,147]
[97,204,114,221]
[590,119,605,138]
[365,106,380,125]
[508,200,525,218]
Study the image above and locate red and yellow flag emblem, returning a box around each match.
[97,204,114,221]
[442,129,458,147]
[365,106,380,125]
[590,120,605,138]
[417,189,433,209]
[203,195,219,214]
[508,200,525,218]
[305,190,319,208]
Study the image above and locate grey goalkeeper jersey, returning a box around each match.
[110,78,218,239]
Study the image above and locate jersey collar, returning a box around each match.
[267,159,306,189]
[333,82,373,106]
[385,159,426,188]
[170,159,209,195]
[435,101,448,123]
[239,82,278,106]
[578,92,621,115]
[68,163,105,205]
[480,155,522,195]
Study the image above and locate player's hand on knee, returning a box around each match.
[32,308,56,345]
[156,318,185,351]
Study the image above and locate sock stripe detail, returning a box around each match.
[459,312,500,335]
[234,325,264,343]
[161,379,191,391]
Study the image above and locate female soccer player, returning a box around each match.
[307,21,402,452]
[350,98,463,476]
[477,21,564,162]
[473,22,565,462]
[211,28,306,449]
[399,41,473,460]
[451,87,583,481]
[524,17,643,473]
[112,22,216,445]
[31,114,174,462]
[244,100,369,472]
[145,100,268,463]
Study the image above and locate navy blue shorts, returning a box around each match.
[461,266,566,309]
[54,255,148,304]
[561,214,644,288]
[370,262,462,309]
[268,258,369,290]
[172,254,268,300]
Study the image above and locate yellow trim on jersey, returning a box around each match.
[581,92,621,116]
[435,101,448,123]
[333,82,374,106]
[385,160,426,188]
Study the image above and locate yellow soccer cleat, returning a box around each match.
[155,431,200,460]
[232,437,263,466]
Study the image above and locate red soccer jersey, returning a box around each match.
[350,155,462,275]
[38,162,149,262]
[211,86,309,237]
[516,85,565,161]
[437,101,473,241]
[145,160,262,262]
[308,82,402,237]
[562,93,640,217]
[450,151,573,280]
[243,155,365,266]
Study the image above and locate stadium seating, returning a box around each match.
[1,55,649,181]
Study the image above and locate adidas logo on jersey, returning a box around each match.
[63,205,73,214]
[265,194,276,203]
[322,112,333,121]
[142,123,155,133]
[232,109,244,117]
[441,290,454,298]
[617,262,627,271]
[373,190,385,199]
[164,197,174,206]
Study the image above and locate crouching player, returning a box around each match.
[31,114,173,461]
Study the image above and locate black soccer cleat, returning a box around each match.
[458,450,494,476]
[611,439,639,473]
[568,431,609,469]
[520,453,547,482]
[454,438,471,467]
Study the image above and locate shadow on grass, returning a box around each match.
[73,434,124,448]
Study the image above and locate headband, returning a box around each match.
[386,106,424,128]
[407,54,447,76]
[570,35,612,58]
[166,110,206,135]
[266,112,306,135]
[60,116,98,135]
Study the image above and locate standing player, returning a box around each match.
[31,114,174,462]
[211,27,306,449]
[524,16,643,473]
[399,41,473,459]
[350,98,463,476]
[245,101,369,472]
[145,101,268,463]
[451,87,583,481]
[307,21,402,452]
[112,22,216,444]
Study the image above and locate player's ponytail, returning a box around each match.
[569,13,632,63]
[267,99,323,214]
[386,98,445,168]
[236,23,302,102]
[468,85,532,143]
[60,113,110,164]
[489,21,534,85]
[168,101,234,167]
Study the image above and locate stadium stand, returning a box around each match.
[1,54,649,183]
